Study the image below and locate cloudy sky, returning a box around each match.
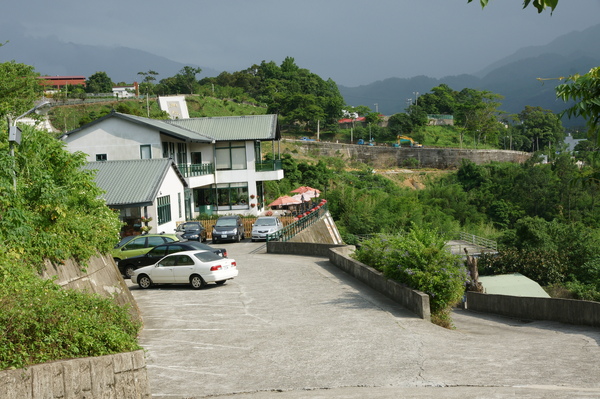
[3,0,600,86]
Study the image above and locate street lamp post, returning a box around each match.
[7,99,51,190]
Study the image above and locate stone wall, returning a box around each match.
[291,141,531,169]
[0,350,150,399]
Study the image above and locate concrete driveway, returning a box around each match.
[129,241,600,398]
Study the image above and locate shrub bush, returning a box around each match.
[353,226,467,325]
[0,259,141,369]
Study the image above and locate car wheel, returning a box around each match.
[216,280,226,285]
[212,238,219,244]
[124,265,136,279]
[138,275,152,289]
[190,275,206,290]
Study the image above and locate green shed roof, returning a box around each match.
[82,159,186,207]
[479,273,550,298]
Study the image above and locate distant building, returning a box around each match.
[38,76,86,92]
[427,114,454,126]
[564,133,584,152]
[112,82,138,99]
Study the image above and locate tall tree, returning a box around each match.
[137,70,159,95]
[556,67,600,145]
[517,106,564,152]
[85,71,113,94]
[468,0,558,13]
[0,61,41,120]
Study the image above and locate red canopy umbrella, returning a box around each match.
[267,195,302,207]
[291,186,321,194]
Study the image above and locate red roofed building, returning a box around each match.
[38,76,86,91]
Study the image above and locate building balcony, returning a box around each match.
[255,159,282,172]
[177,163,214,178]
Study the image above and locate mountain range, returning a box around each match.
[339,24,600,127]
[2,23,599,127]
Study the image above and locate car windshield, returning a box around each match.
[114,236,136,248]
[182,222,200,230]
[194,251,222,262]
[255,218,276,226]
[216,218,237,227]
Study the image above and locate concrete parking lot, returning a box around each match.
[129,240,600,399]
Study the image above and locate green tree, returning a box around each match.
[85,71,113,94]
[556,67,600,144]
[468,0,558,13]
[137,70,159,95]
[417,84,457,115]
[517,106,564,152]
[388,113,414,136]
[0,61,41,120]
[455,88,504,147]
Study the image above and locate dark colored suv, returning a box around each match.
[175,221,207,242]
[212,215,245,243]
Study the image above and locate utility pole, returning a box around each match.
[413,91,419,107]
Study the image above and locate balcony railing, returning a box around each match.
[177,163,214,178]
[255,159,282,172]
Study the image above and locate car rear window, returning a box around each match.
[194,251,222,262]
[255,218,276,226]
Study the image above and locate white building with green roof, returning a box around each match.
[62,111,284,236]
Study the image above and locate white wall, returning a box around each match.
[63,118,162,162]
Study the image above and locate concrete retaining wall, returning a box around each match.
[466,292,600,327]
[41,252,141,322]
[0,350,150,399]
[0,254,151,396]
[293,141,531,169]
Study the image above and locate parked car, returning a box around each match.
[110,234,179,262]
[131,250,238,289]
[212,215,245,243]
[175,221,207,242]
[251,216,284,241]
[117,241,227,278]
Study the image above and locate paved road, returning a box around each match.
[129,241,600,399]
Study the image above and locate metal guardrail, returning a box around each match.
[267,201,328,242]
[255,159,283,172]
[458,232,497,251]
[177,163,214,177]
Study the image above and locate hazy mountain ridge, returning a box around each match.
[0,25,219,82]
[338,24,600,126]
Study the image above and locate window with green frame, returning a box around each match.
[157,195,172,225]
[215,141,246,170]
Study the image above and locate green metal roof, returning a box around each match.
[62,112,280,143]
[479,273,550,298]
[61,111,214,143]
[82,159,186,207]
[167,114,280,141]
